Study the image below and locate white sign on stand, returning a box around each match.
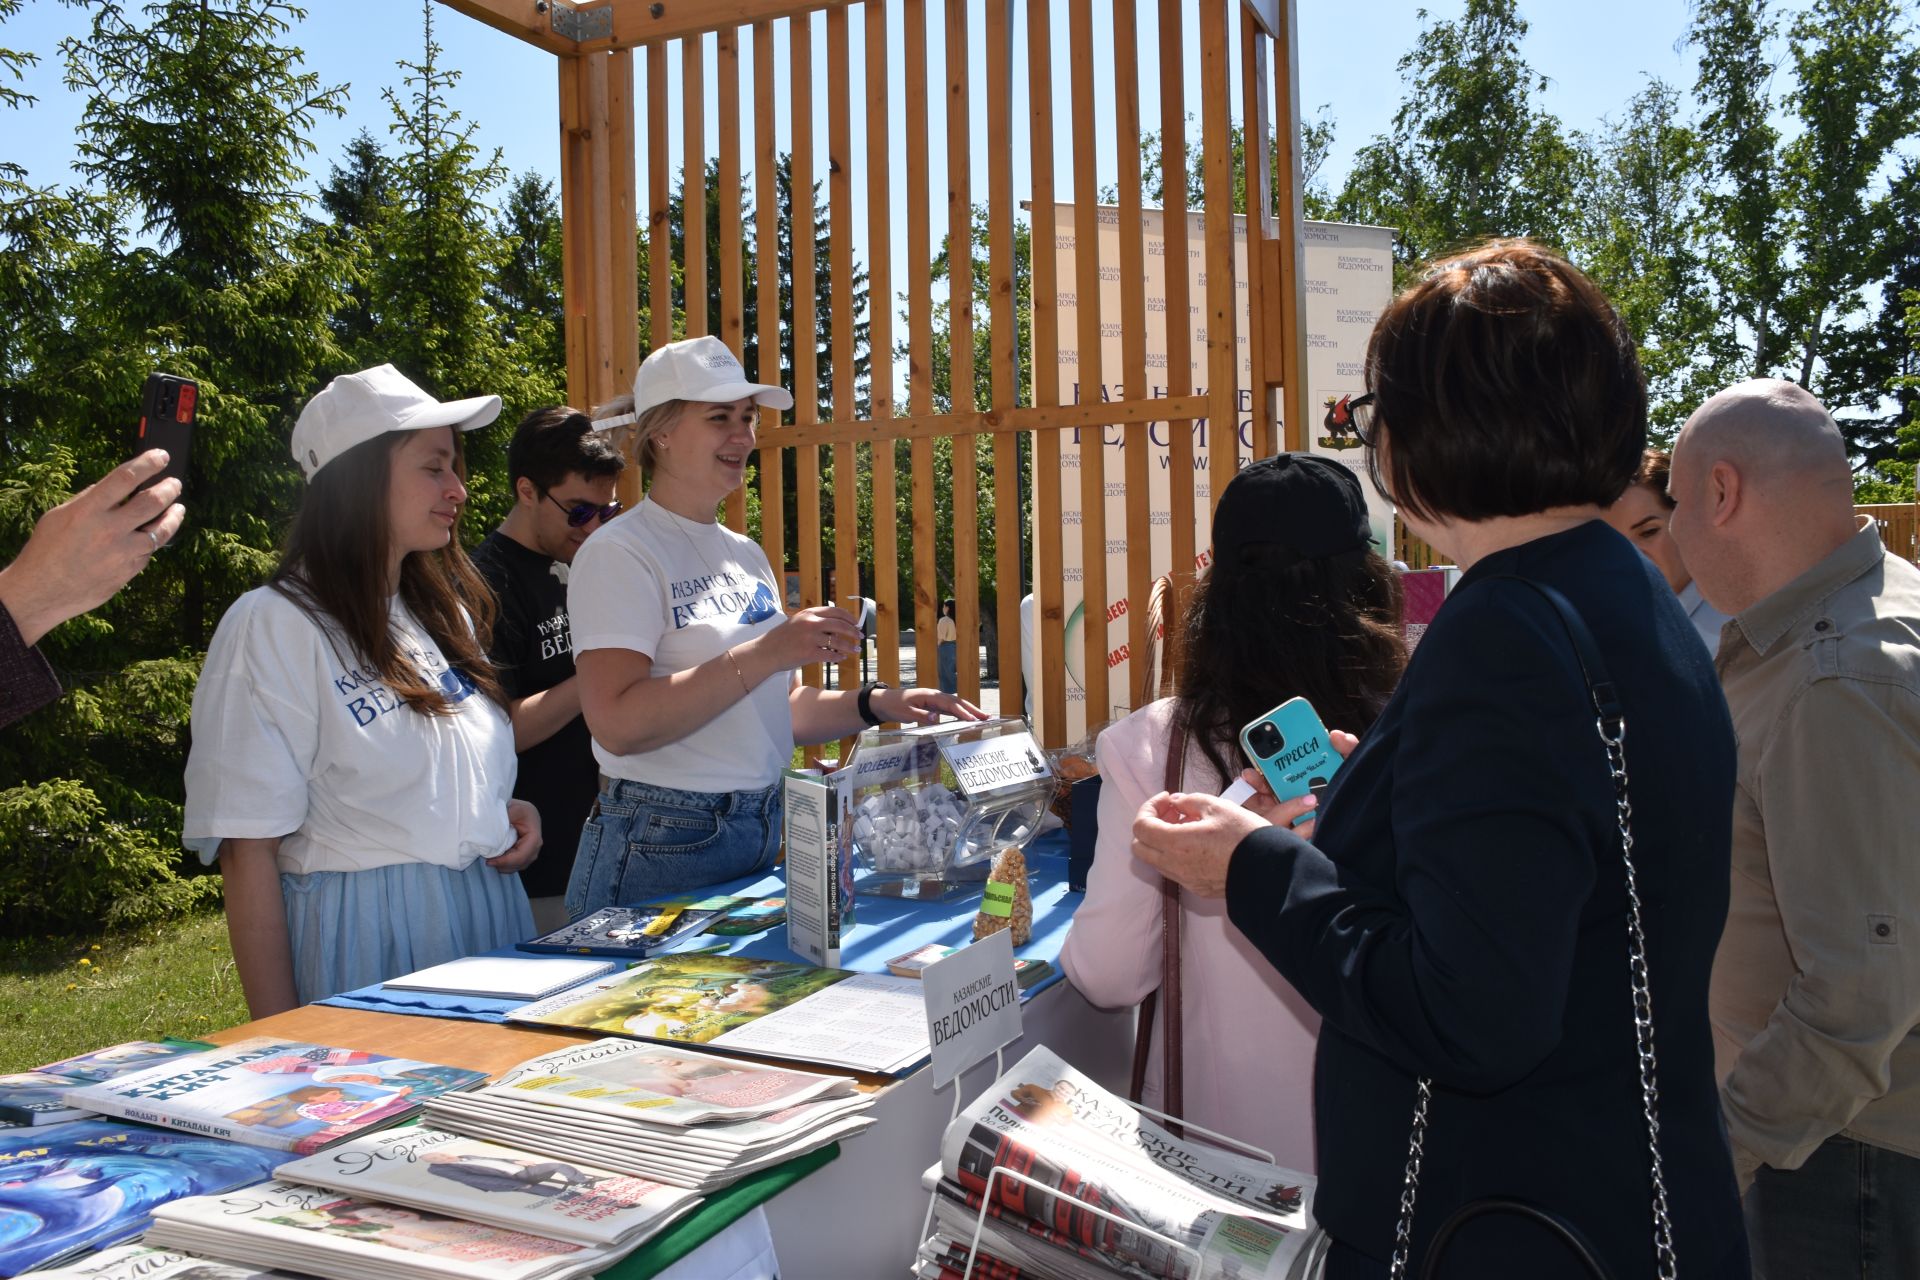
[921,929,1023,1089]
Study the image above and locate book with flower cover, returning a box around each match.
[59,1038,486,1155]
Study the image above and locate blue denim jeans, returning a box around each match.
[563,778,783,920]
[1747,1134,1920,1279]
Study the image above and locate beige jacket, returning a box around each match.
[1712,520,1920,1180]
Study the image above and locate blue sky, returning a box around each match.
[4,1,1712,215]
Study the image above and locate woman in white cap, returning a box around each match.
[185,364,541,1017]
[564,336,982,917]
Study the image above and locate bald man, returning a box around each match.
[1669,378,1920,1276]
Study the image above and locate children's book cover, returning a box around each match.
[510,953,850,1044]
[59,1039,486,1155]
[0,1120,283,1277]
[0,1043,205,1126]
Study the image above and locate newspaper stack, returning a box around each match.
[144,1181,625,1280]
[25,1244,300,1279]
[913,1046,1327,1280]
[421,1038,875,1191]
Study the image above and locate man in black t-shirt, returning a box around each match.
[471,407,626,931]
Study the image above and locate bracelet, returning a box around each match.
[725,647,753,697]
[856,680,890,727]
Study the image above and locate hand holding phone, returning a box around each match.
[134,372,196,497]
[1239,697,1343,828]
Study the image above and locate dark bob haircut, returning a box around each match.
[1364,238,1646,523]
[506,405,626,495]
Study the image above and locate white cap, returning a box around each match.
[595,336,793,431]
[292,364,502,479]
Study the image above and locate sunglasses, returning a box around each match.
[1324,392,1377,445]
[547,493,623,528]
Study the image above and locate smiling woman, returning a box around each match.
[561,336,986,918]
[182,365,540,1019]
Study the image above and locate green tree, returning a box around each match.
[490,171,566,385]
[1570,80,1719,437]
[0,0,351,926]
[314,128,394,358]
[1334,0,1580,280]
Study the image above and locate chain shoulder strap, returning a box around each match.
[1388,577,1677,1280]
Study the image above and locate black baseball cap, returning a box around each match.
[1211,453,1375,563]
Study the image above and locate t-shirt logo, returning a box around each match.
[740,581,778,624]
[439,668,477,703]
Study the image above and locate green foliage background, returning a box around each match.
[0,0,1916,929]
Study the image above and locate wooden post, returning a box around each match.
[1068,0,1109,724]
[985,0,1022,721]
[1271,0,1311,452]
[791,14,824,688]
[753,21,786,587]
[866,0,902,690]
[1159,0,1198,676]
[1027,0,1066,746]
[1199,0,1242,517]
[1114,0,1151,707]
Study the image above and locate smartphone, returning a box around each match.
[134,372,197,494]
[1239,697,1343,827]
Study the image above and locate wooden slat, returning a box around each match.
[1241,6,1276,459]
[827,5,859,707]
[682,35,708,339]
[433,0,573,55]
[791,13,824,686]
[754,20,786,595]
[607,51,639,411]
[1159,0,1198,666]
[865,0,901,690]
[586,54,616,409]
[984,0,1021,721]
[718,25,747,530]
[558,56,591,412]
[905,0,937,690]
[1113,0,1150,709]
[1068,0,1109,724]
[648,40,672,351]
[1199,0,1241,517]
[1027,0,1066,746]
[746,395,1215,449]
[947,0,979,705]
[1272,0,1311,451]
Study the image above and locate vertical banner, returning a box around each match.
[1044,210,1394,743]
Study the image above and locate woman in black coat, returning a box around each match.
[1132,240,1748,1278]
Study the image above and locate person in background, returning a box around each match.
[935,598,960,695]
[1061,454,1405,1173]
[1128,240,1747,1276]
[1667,378,1920,1276]
[564,336,983,917]
[471,407,625,932]
[185,365,539,1016]
[1603,446,1731,652]
[0,448,185,728]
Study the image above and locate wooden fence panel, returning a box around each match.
[789,15,824,690]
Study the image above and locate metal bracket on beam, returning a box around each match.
[549,2,612,42]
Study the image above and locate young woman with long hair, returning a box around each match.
[1059,453,1406,1171]
[185,365,541,1017]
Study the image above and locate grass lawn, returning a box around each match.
[0,908,246,1074]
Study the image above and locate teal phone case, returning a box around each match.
[1238,697,1342,825]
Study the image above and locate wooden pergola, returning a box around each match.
[437,0,1310,748]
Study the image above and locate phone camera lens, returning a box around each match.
[1249,722,1286,758]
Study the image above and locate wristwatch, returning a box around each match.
[856,681,890,727]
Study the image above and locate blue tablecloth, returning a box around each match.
[317,831,1077,1025]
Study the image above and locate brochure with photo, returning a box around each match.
[508,954,929,1074]
[471,1038,856,1126]
[274,1126,698,1247]
[61,1038,486,1155]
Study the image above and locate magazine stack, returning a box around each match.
[26,1243,300,1279]
[143,1180,634,1280]
[422,1038,876,1190]
[914,1047,1328,1280]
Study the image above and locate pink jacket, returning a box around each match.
[1059,698,1320,1172]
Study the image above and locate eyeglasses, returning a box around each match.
[1324,392,1377,446]
[547,493,623,528]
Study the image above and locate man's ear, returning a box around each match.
[1708,460,1742,529]
[514,475,539,507]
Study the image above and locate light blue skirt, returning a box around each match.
[280,859,535,1005]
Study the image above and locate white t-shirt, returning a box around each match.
[567,500,792,792]
[183,587,518,875]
